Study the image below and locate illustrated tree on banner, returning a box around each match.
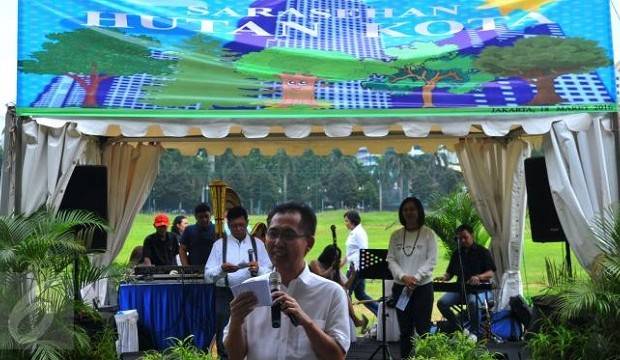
[476,36,610,105]
[235,47,387,108]
[19,28,173,107]
[365,42,493,108]
[144,35,262,109]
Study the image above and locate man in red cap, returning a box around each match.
[142,214,179,266]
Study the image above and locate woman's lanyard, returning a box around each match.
[402,228,421,257]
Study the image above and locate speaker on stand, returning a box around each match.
[524,157,571,272]
[59,165,108,301]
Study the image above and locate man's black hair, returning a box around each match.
[227,206,248,222]
[194,202,211,215]
[456,224,474,235]
[267,202,317,236]
[398,196,425,227]
[344,210,361,226]
[171,215,187,235]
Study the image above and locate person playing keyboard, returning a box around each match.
[434,224,496,336]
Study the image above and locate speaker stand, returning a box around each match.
[565,241,572,276]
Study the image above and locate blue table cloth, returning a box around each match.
[118,281,215,350]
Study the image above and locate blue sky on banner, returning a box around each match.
[1,0,17,108]
[10,0,620,107]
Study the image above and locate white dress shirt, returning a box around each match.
[204,234,272,288]
[224,265,351,360]
[386,226,438,286]
[345,224,368,269]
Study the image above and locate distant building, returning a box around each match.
[263,0,391,109]
[355,147,379,167]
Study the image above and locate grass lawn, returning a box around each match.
[117,211,581,322]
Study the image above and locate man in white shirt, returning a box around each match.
[205,206,271,359]
[224,202,350,360]
[343,210,378,315]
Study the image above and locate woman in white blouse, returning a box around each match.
[386,197,438,359]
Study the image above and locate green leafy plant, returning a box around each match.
[528,205,620,359]
[0,209,111,360]
[425,190,490,259]
[527,319,599,360]
[411,332,497,360]
[543,258,578,288]
[142,336,214,360]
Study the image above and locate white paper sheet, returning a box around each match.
[230,279,272,307]
[396,288,411,311]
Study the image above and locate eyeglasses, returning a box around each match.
[229,222,247,229]
[266,227,307,242]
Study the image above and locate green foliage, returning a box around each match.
[144,35,261,109]
[475,36,610,79]
[147,146,463,214]
[553,205,620,321]
[65,323,116,360]
[425,190,490,259]
[142,336,214,360]
[325,163,359,208]
[542,258,577,288]
[235,47,388,81]
[0,209,117,360]
[89,326,117,360]
[529,205,620,359]
[19,28,173,77]
[148,149,212,211]
[411,332,496,360]
[366,42,493,94]
[526,319,607,360]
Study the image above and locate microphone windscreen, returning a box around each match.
[269,272,281,291]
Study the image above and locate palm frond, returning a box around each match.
[30,342,64,360]
[426,190,489,258]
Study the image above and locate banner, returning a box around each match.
[16,0,617,117]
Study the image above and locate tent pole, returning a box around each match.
[0,107,21,216]
[613,112,620,203]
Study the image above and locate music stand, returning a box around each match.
[359,249,393,360]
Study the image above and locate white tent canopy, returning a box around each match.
[1,110,618,306]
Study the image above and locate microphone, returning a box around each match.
[269,272,298,328]
[248,249,257,277]
[330,224,337,245]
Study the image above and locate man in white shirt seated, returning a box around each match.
[224,202,350,360]
[205,206,271,359]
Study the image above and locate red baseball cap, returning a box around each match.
[153,214,170,227]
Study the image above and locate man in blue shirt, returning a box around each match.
[179,203,217,267]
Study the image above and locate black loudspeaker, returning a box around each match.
[59,165,108,252]
[524,157,566,243]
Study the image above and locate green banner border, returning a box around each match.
[15,103,617,119]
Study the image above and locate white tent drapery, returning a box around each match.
[96,142,163,266]
[83,142,163,305]
[19,120,100,215]
[455,138,531,310]
[2,110,618,307]
[543,115,619,271]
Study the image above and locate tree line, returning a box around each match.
[146,147,464,215]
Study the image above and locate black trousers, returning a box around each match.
[393,282,434,359]
[215,287,234,359]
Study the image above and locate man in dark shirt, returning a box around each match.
[435,224,496,336]
[179,203,216,267]
[143,214,179,266]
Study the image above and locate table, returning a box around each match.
[118,280,215,350]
